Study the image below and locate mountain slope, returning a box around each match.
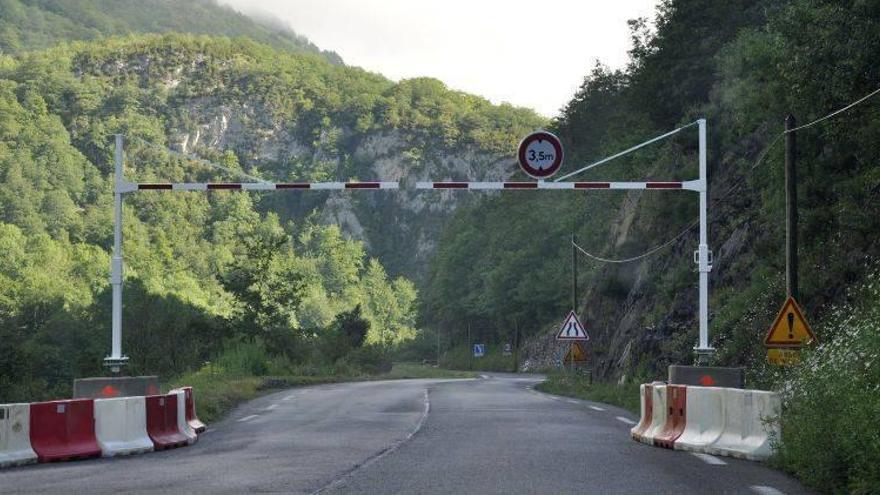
[424,0,880,380]
[0,0,341,62]
[0,33,542,400]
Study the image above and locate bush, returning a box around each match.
[771,268,880,494]
[337,345,391,375]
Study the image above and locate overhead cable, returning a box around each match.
[572,219,699,264]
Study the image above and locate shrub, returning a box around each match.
[771,267,880,494]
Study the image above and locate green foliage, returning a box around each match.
[769,265,880,494]
[535,374,641,415]
[422,2,880,491]
[441,345,516,373]
[0,0,341,62]
[424,0,880,379]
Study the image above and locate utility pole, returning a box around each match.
[785,114,799,301]
[512,319,520,373]
[467,323,472,371]
[571,231,578,313]
[436,327,440,367]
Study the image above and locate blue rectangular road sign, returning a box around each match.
[473,344,485,358]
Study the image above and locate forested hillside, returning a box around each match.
[421,0,879,490]
[0,31,541,402]
[0,0,341,62]
[426,0,879,377]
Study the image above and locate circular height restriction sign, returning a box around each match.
[517,131,564,179]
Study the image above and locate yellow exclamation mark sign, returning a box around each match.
[787,312,795,340]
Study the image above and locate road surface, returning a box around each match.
[0,374,810,494]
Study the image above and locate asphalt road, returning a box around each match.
[0,374,811,494]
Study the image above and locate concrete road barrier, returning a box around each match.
[654,385,687,449]
[145,395,189,450]
[0,403,37,468]
[30,399,101,462]
[634,383,782,462]
[178,386,207,434]
[172,390,198,445]
[630,384,654,442]
[94,397,154,457]
[674,386,725,453]
[640,384,668,445]
[710,389,780,461]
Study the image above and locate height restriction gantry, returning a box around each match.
[104,135,399,372]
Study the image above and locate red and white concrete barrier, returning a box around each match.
[640,385,669,445]
[172,390,198,446]
[632,384,781,461]
[1,385,205,469]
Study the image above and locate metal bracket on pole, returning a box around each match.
[104,134,129,373]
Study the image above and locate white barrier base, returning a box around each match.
[0,403,37,468]
[95,397,154,457]
[173,390,198,446]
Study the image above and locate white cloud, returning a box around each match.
[219,0,658,117]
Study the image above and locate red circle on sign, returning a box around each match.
[517,131,564,179]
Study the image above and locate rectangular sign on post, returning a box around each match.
[473,344,485,358]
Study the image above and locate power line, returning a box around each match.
[572,85,880,265]
[784,86,880,134]
[713,85,880,205]
[572,219,699,264]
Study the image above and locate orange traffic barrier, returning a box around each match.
[630,384,654,442]
[653,385,687,449]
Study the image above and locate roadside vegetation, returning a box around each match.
[0,32,538,403]
[417,2,880,491]
[535,375,641,415]
[168,342,475,424]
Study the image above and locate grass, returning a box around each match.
[535,372,642,414]
[167,362,477,424]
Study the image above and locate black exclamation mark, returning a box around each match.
[787,312,795,340]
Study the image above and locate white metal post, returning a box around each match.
[695,119,715,363]
[105,134,129,373]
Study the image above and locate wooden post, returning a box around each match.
[512,319,520,373]
[467,323,472,371]
[785,114,799,301]
[571,232,578,312]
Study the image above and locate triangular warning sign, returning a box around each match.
[556,311,589,341]
[765,296,817,348]
[564,342,587,363]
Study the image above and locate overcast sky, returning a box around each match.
[218,0,658,117]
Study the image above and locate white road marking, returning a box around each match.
[313,389,432,494]
[589,406,606,411]
[751,486,785,495]
[692,452,727,465]
[282,394,296,401]
[566,399,579,404]
[265,404,279,411]
[615,416,637,425]
[237,414,259,423]
[480,374,489,380]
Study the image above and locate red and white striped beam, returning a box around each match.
[416,180,704,192]
[120,181,399,192]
